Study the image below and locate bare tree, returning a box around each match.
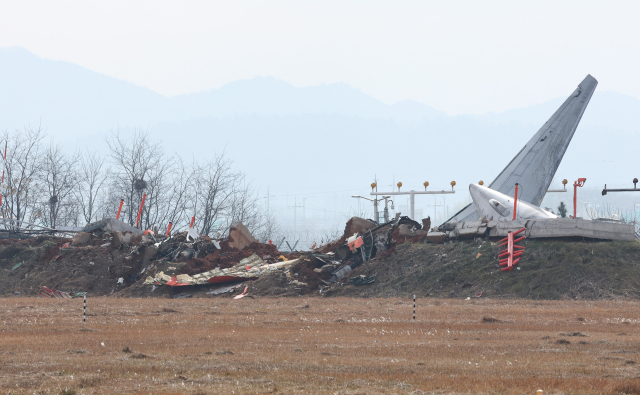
[39,141,79,228]
[253,209,281,243]
[76,150,108,225]
[139,154,178,231]
[156,158,196,233]
[106,130,164,227]
[0,127,45,228]
[226,178,263,231]
[192,154,239,236]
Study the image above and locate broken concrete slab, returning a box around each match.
[228,221,257,250]
[398,224,413,237]
[145,246,157,261]
[427,231,447,243]
[343,217,377,239]
[123,233,143,245]
[72,232,91,246]
[111,231,123,248]
[488,218,636,241]
[83,218,144,235]
[454,226,489,239]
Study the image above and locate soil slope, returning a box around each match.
[326,239,640,300]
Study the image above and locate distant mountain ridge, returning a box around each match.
[0,47,444,137]
[4,46,638,139]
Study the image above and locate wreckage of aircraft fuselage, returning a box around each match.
[445,74,598,224]
[469,183,557,221]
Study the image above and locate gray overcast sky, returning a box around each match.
[1,0,639,114]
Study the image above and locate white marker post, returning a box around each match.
[413,295,416,323]
[83,295,86,324]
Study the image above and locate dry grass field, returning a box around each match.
[2,297,640,394]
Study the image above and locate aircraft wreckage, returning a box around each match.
[426,74,636,242]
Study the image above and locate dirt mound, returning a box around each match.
[325,239,640,299]
[289,257,332,293]
[0,234,153,296]
[248,255,333,297]
[249,272,291,296]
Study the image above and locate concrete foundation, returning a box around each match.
[489,218,636,241]
[428,218,636,242]
[82,218,144,234]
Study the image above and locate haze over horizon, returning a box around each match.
[2,1,640,115]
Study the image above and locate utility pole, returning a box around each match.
[288,197,303,234]
[265,187,276,212]
[302,196,315,229]
[427,198,444,224]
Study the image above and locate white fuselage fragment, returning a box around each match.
[469,184,557,221]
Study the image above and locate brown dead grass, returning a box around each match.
[2,297,640,394]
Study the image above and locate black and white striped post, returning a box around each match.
[83,295,86,324]
[413,295,416,323]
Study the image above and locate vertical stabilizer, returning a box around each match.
[447,75,598,224]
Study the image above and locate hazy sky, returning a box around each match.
[2,0,639,114]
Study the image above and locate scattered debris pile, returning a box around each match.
[144,254,300,286]
[2,212,637,300]
[38,286,86,299]
[0,218,292,297]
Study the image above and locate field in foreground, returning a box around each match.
[2,298,640,394]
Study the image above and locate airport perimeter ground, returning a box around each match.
[2,297,640,394]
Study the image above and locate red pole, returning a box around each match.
[136,194,146,228]
[513,183,519,220]
[116,199,124,219]
[572,178,586,218]
[573,184,577,218]
[165,222,172,237]
[190,216,195,228]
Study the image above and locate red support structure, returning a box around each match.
[190,216,195,229]
[498,227,526,271]
[165,222,172,237]
[116,199,124,220]
[513,183,519,220]
[136,194,146,228]
[573,178,586,218]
